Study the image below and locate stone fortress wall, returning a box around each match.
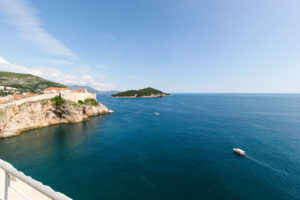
[0,92,97,109]
[61,92,96,102]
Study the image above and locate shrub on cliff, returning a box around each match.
[77,100,84,105]
[84,98,99,106]
[51,95,65,108]
[76,98,99,106]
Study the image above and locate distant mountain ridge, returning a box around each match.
[112,87,169,98]
[68,85,99,93]
[0,71,66,94]
[68,85,120,95]
[98,91,121,95]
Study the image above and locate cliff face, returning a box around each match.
[0,100,113,138]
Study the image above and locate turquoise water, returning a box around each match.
[0,94,300,199]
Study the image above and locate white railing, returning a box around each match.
[0,159,72,200]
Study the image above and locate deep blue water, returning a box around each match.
[0,94,300,200]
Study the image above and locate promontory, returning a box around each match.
[0,72,113,138]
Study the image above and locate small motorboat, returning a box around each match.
[154,112,159,115]
[233,148,246,156]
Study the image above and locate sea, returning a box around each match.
[0,94,299,200]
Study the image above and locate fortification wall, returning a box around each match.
[0,93,97,109]
[0,94,57,108]
[61,92,96,102]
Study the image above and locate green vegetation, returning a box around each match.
[0,109,5,118]
[0,71,66,94]
[112,90,138,97]
[50,96,99,108]
[75,98,100,106]
[51,95,66,108]
[112,87,168,97]
[82,98,100,106]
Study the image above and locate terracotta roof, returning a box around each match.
[24,93,39,97]
[12,94,39,100]
[44,87,71,91]
[13,95,22,100]
[71,89,80,93]
[0,100,10,104]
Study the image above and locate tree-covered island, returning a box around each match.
[112,87,169,98]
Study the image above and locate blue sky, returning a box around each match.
[0,0,300,92]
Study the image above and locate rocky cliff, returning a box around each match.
[0,99,113,138]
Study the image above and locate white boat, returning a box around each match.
[233,148,246,156]
[154,112,159,115]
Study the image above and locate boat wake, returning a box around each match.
[246,155,289,176]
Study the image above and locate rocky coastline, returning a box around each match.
[0,99,113,138]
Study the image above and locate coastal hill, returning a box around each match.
[0,71,66,95]
[68,85,120,95]
[68,85,98,93]
[112,87,169,98]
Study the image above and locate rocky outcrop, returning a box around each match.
[0,99,113,138]
[140,93,168,98]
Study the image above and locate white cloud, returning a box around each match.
[0,1,116,91]
[0,56,116,91]
[0,0,77,58]
[0,57,10,65]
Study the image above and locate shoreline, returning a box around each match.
[0,110,113,139]
[0,98,114,138]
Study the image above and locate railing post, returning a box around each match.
[1,159,72,200]
[4,172,10,200]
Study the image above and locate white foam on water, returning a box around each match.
[246,155,289,176]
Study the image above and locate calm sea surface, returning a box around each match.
[0,94,300,200]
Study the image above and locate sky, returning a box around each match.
[0,0,300,92]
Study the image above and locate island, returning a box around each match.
[112,87,169,98]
